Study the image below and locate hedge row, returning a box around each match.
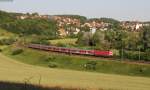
[121,50,150,61]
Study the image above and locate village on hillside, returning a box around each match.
[16,13,150,37]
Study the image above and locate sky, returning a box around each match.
[0,0,150,21]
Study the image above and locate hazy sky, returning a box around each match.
[0,0,150,21]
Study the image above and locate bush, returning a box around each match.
[12,48,23,55]
[48,62,58,68]
[0,49,2,52]
[144,51,150,61]
[0,38,15,45]
[44,56,55,62]
[84,61,97,70]
[56,42,66,47]
[122,50,150,61]
[31,39,50,45]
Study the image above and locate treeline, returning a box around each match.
[77,27,150,61]
[0,10,58,39]
[0,10,16,24]
[1,19,57,37]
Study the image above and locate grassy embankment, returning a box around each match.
[2,46,150,78]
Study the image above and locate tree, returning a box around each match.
[92,31,107,49]
[105,30,117,49]
[76,31,92,46]
[113,30,128,60]
[126,32,141,50]
[142,26,150,51]
[1,19,58,39]
[32,12,39,16]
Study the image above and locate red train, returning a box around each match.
[28,44,113,57]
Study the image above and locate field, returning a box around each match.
[0,28,15,39]
[0,53,150,90]
[49,38,77,45]
[2,46,150,77]
[0,29,150,90]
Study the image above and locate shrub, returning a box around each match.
[31,39,50,45]
[44,56,55,62]
[0,49,2,52]
[56,42,66,47]
[144,51,150,61]
[48,62,58,68]
[12,48,23,55]
[84,61,97,70]
[0,38,16,45]
[122,50,150,61]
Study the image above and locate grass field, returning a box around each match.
[2,46,150,77]
[49,38,77,45]
[0,53,150,90]
[0,28,15,39]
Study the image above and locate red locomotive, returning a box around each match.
[28,44,113,57]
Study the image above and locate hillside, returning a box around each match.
[0,53,150,90]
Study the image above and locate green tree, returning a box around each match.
[92,31,108,50]
[142,26,150,51]
[77,31,92,46]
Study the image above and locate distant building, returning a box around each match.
[73,28,80,35]
[58,28,67,37]
[90,28,96,34]
[135,23,143,30]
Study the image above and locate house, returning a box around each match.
[73,28,80,35]
[58,28,67,37]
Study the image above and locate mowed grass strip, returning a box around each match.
[0,53,150,90]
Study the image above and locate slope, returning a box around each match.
[0,53,150,90]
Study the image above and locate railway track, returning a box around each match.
[27,44,150,65]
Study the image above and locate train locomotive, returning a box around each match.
[28,44,113,57]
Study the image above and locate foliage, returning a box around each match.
[0,38,16,45]
[48,62,58,68]
[3,47,150,77]
[0,49,2,52]
[142,26,150,51]
[44,56,56,62]
[92,31,110,50]
[77,27,150,61]
[11,48,23,55]
[49,38,77,45]
[84,61,97,70]
[1,19,57,37]
[76,32,93,46]
[123,50,150,61]
[0,10,16,24]
[56,42,67,47]
[31,39,50,45]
